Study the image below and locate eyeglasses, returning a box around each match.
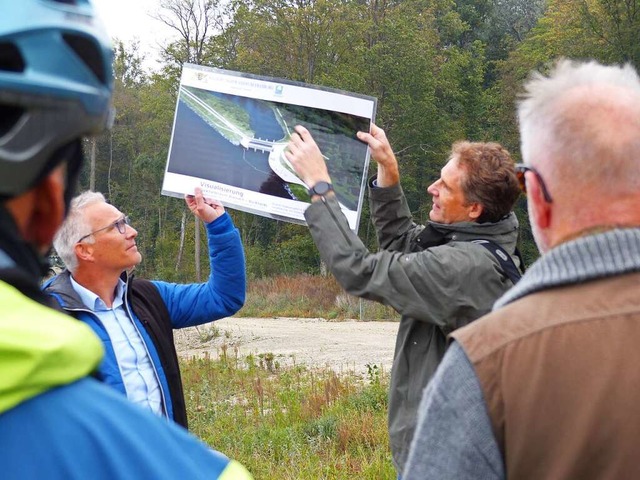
[514,164,553,203]
[77,215,131,243]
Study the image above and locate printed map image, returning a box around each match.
[166,85,370,210]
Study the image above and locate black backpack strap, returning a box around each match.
[513,246,526,274]
[470,239,523,284]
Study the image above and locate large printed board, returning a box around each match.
[161,64,377,232]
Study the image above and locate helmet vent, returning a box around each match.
[62,33,107,85]
[0,43,25,73]
[0,105,24,137]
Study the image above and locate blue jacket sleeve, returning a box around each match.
[403,341,505,480]
[1,378,252,479]
[152,212,246,328]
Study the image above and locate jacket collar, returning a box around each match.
[495,227,640,309]
[428,211,519,240]
[43,269,134,311]
[0,279,103,414]
[416,212,520,253]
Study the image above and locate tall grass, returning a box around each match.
[238,274,400,320]
[181,351,395,479]
[184,273,399,477]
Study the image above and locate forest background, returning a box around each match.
[71,1,640,475]
[79,0,640,317]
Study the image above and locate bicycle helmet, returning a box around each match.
[0,0,114,198]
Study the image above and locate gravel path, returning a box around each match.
[174,317,399,375]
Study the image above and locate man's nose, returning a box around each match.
[126,225,138,238]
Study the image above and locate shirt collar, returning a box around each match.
[69,275,127,311]
[0,249,15,269]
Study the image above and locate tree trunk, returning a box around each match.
[108,131,113,198]
[175,209,187,272]
[90,137,96,191]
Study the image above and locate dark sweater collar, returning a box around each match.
[495,228,640,309]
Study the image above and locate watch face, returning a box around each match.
[313,182,332,195]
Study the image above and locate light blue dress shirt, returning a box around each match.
[70,276,165,417]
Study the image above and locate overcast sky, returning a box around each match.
[93,0,176,70]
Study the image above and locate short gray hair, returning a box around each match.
[53,191,106,274]
[518,59,640,196]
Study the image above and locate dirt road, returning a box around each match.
[174,317,399,375]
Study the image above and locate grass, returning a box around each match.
[182,273,399,477]
[238,274,401,321]
[181,350,395,479]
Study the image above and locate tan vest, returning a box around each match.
[453,272,640,480]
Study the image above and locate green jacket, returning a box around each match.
[304,183,520,473]
[0,280,103,416]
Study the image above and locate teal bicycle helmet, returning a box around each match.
[0,0,113,197]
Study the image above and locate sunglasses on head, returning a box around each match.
[515,164,553,203]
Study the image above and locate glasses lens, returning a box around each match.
[115,216,129,234]
[515,166,527,194]
[517,172,526,193]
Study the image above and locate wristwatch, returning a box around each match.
[307,181,334,197]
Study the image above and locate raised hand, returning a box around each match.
[285,125,332,187]
[357,123,399,187]
[185,187,225,223]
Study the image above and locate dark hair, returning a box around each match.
[453,141,521,223]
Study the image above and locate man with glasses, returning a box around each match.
[286,123,523,476]
[44,188,246,429]
[404,59,640,479]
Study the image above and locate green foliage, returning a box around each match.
[215,0,369,85]
[77,5,640,473]
[181,353,394,479]
[88,0,639,290]
[244,227,321,278]
[493,0,640,155]
[195,324,222,343]
[113,39,147,88]
[346,364,388,411]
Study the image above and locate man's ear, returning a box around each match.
[468,202,483,221]
[27,167,66,253]
[3,165,65,254]
[74,241,94,263]
[528,171,552,229]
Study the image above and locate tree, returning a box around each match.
[113,39,148,88]
[153,0,232,281]
[492,0,547,43]
[491,0,636,153]
[579,0,640,68]
[91,0,584,280]
[453,0,546,86]
[213,0,368,86]
[155,0,226,66]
